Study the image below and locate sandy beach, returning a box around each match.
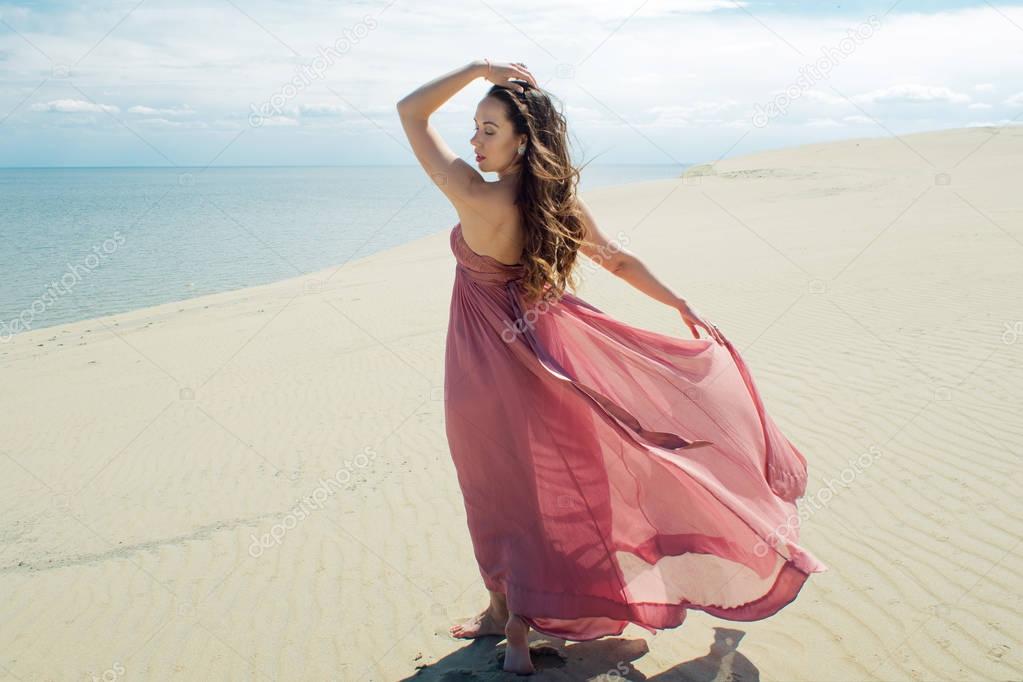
[2,125,1021,680]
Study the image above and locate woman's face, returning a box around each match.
[471,96,525,176]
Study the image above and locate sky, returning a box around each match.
[1,0,1022,167]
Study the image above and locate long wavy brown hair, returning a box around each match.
[484,81,597,307]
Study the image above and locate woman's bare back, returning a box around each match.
[453,182,525,266]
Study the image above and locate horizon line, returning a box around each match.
[0,162,695,170]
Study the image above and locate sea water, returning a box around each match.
[0,164,688,338]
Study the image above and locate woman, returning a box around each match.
[397,59,826,674]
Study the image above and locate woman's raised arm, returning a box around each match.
[396,61,489,205]
[396,61,486,120]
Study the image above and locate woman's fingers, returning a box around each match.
[710,324,726,345]
[511,75,531,91]
[698,319,725,345]
[678,310,699,340]
[513,63,537,87]
[678,308,725,344]
[679,303,726,345]
[491,61,536,89]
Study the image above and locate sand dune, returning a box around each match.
[2,125,1021,680]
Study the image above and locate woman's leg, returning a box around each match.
[449,588,509,639]
[502,613,534,673]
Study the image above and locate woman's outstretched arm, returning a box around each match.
[577,196,727,345]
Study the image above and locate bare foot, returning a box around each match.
[502,614,534,674]
[449,605,508,639]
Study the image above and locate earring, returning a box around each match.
[517,144,526,155]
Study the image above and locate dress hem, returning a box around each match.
[481,556,817,642]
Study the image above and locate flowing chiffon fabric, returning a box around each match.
[443,222,826,642]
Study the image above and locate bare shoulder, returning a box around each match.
[453,178,518,232]
[453,182,524,263]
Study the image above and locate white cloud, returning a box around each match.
[298,103,348,116]
[440,0,746,22]
[646,100,740,127]
[803,90,848,106]
[128,105,196,116]
[3,2,1023,164]
[966,119,1023,128]
[260,116,300,127]
[136,117,208,128]
[30,99,120,114]
[852,84,972,105]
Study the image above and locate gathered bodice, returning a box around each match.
[450,222,525,286]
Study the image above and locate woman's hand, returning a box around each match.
[675,298,727,346]
[480,60,538,92]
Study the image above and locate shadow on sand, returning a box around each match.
[402,626,760,680]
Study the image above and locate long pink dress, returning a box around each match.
[443,222,827,642]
